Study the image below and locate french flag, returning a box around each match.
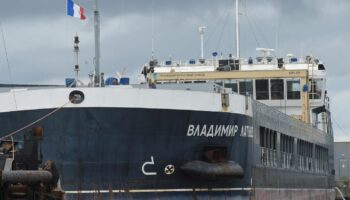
[67,0,86,20]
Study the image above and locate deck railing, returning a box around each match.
[261,147,277,167]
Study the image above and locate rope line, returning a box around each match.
[215,10,231,52]
[0,101,71,141]
[204,0,234,47]
[333,117,350,136]
[0,22,18,110]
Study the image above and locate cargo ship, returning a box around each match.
[0,0,334,199]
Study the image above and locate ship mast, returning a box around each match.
[94,0,101,86]
[199,26,206,60]
[235,0,240,59]
[74,34,80,86]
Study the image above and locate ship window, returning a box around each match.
[280,134,294,169]
[281,134,294,154]
[260,127,266,148]
[215,81,223,86]
[315,145,328,173]
[218,59,229,67]
[225,80,238,93]
[260,127,277,167]
[259,127,276,150]
[272,131,276,150]
[256,79,269,100]
[270,79,284,100]
[287,80,300,99]
[309,79,322,99]
[297,140,313,171]
[239,80,253,96]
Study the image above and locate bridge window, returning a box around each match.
[239,80,253,96]
[287,80,300,99]
[256,79,269,100]
[225,80,238,93]
[271,79,284,100]
[309,79,323,99]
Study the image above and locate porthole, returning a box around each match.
[69,90,85,104]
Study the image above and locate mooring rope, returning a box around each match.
[0,101,71,141]
[0,22,18,110]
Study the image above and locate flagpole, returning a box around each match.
[94,0,101,87]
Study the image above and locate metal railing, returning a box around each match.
[158,59,217,67]
[156,56,310,68]
[298,155,313,171]
[315,159,329,173]
[260,147,277,167]
[260,147,330,174]
[281,152,293,169]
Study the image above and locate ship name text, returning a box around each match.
[187,124,253,138]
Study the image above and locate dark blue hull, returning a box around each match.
[0,107,253,195]
[0,105,336,199]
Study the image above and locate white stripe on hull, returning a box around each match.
[0,87,250,115]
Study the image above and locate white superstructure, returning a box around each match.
[141,50,330,133]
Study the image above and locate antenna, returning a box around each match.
[235,0,240,59]
[274,0,280,57]
[93,0,101,87]
[151,0,155,59]
[73,34,80,86]
[198,26,206,59]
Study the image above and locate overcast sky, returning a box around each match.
[0,0,349,140]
